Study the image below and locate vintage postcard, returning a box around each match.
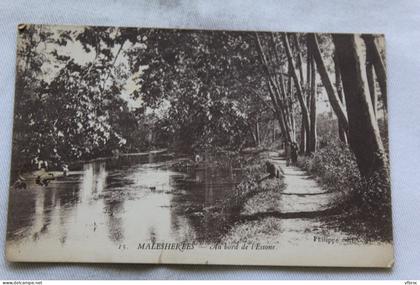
[6,24,393,267]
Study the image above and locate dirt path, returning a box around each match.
[242,152,347,216]
[221,152,354,245]
[272,155,325,195]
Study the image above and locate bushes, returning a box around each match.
[298,139,362,194]
[298,136,392,242]
[300,138,391,216]
[354,166,392,238]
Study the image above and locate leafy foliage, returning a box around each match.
[126,29,273,152]
[12,25,146,174]
[300,138,362,193]
[298,133,392,241]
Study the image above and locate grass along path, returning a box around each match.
[221,152,355,246]
[242,152,349,216]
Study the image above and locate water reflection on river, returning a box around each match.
[6,153,243,253]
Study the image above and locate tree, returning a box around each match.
[333,53,349,144]
[307,47,317,153]
[12,25,63,171]
[308,34,349,133]
[12,25,147,169]
[332,34,388,179]
[362,34,387,111]
[366,56,378,117]
[282,33,310,145]
[255,33,291,144]
[127,29,262,152]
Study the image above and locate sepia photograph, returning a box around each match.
[5,24,393,267]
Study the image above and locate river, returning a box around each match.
[6,152,244,255]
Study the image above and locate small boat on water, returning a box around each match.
[20,170,84,180]
[12,170,84,189]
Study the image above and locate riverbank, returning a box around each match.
[219,152,362,246]
[172,149,284,243]
[11,149,170,186]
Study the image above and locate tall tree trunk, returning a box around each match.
[362,34,387,111]
[308,33,349,132]
[268,80,290,142]
[272,120,276,143]
[255,121,260,146]
[282,33,310,144]
[333,34,388,179]
[290,108,296,143]
[333,53,349,144]
[300,117,306,154]
[308,51,317,153]
[305,43,312,154]
[282,74,294,139]
[249,126,257,146]
[287,70,296,143]
[269,33,294,140]
[366,56,378,117]
[255,33,292,143]
[293,34,305,85]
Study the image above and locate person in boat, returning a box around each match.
[33,157,49,170]
[112,149,120,158]
[32,157,54,186]
[62,163,69,177]
[194,154,201,163]
[36,172,55,186]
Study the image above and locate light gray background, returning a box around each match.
[0,0,419,280]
